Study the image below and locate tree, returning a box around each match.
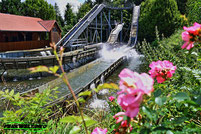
[175,0,187,14]
[64,3,76,26]
[94,0,111,4]
[138,0,182,42]
[54,3,64,27]
[77,2,92,21]
[23,0,56,20]
[186,0,201,24]
[0,0,24,15]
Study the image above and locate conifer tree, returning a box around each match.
[54,3,64,27]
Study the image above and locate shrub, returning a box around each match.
[175,0,188,14]
[186,0,201,24]
[139,0,182,42]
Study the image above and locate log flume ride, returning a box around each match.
[0,4,141,116]
[0,4,140,71]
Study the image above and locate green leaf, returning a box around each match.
[166,130,174,134]
[60,116,79,123]
[154,89,162,97]
[123,115,128,121]
[78,98,86,103]
[142,106,156,121]
[97,83,119,92]
[0,91,4,95]
[184,100,198,106]
[173,117,187,124]
[5,89,9,94]
[196,96,201,105]
[155,97,166,106]
[78,90,91,97]
[85,119,97,127]
[49,66,59,74]
[69,126,81,134]
[9,90,14,96]
[174,92,190,101]
[29,66,49,73]
[14,93,20,100]
[78,116,97,127]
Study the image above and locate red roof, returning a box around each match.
[0,13,59,32]
[39,20,56,31]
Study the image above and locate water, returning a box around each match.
[0,76,56,93]
[56,58,116,98]
[106,49,144,84]
[0,44,144,114]
[87,47,144,110]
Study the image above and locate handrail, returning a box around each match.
[62,4,105,47]
[56,4,99,46]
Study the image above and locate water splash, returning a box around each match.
[98,89,109,95]
[89,82,109,109]
[100,44,125,60]
[100,75,104,84]
[89,99,109,110]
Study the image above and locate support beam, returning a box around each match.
[101,12,103,42]
[103,12,112,30]
[96,16,98,43]
[108,10,111,39]
[120,11,123,42]
[87,27,89,45]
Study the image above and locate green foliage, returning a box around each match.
[134,29,201,133]
[175,0,188,14]
[23,0,56,20]
[186,0,201,24]
[54,2,64,27]
[62,24,74,37]
[0,88,59,126]
[139,0,182,42]
[64,3,76,26]
[77,2,92,21]
[0,0,24,15]
[95,83,119,92]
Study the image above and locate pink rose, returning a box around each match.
[182,22,201,50]
[119,68,154,95]
[117,92,143,118]
[149,60,177,83]
[108,96,115,101]
[181,31,194,50]
[113,112,132,130]
[91,127,107,134]
[183,22,201,35]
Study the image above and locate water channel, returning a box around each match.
[0,45,145,116]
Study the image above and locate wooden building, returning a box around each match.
[0,13,62,52]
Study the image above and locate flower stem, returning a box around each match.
[55,46,88,134]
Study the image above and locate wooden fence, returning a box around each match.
[0,40,50,52]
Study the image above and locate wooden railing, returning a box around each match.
[0,40,50,52]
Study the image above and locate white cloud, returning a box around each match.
[55,0,82,17]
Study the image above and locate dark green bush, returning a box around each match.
[175,0,188,14]
[186,0,201,24]
[138,0,182,42]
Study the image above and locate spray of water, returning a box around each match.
[89,44,144,110]
[100,44,125,60]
